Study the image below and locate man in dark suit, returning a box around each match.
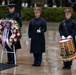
[0,0,2,4]
[47,0,60,7]
[5,0,7,5]
[27,0,32,7]
[4,2,22,64]
[62,0,76,7]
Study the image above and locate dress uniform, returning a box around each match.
[4,3,22,64]
[47,0,60,7]
[28,7,47,66]
[59,9,76,69]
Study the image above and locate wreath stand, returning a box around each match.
[1,45,16,65]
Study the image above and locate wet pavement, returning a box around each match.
[0,21,76,75]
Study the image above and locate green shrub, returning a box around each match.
[0,5,8,19]
[21,7,34,21]
[0,6,76,22]
[21,7,76,22]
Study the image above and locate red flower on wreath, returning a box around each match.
[0,19,21,46]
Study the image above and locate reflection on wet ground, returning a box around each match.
[0,21,76,75]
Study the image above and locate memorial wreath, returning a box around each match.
[0,19,21,48]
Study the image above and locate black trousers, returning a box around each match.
[27,0,32,7]
[5,46,16,63]
[63,61,72,67]
[47,0,60,7]
[71,0,75,3]
[0,0,2,4]
[33,53,42,64]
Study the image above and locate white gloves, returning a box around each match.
[29,38,31,41]
[29,38,31,44]
[37,29,41,33]
[61,36,66,39]
[67,35,72,39]
[61,35,72,39]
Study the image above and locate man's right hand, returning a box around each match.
[29,38,31,41]
[61,36,66,39]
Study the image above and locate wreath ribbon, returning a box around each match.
[1,21,11,51]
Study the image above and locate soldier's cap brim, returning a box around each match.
[8,4,16,8]
[65,12,71,14]
[34,7,42,12]
[64,9,72,13]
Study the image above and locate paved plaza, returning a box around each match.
[0,22,76,75]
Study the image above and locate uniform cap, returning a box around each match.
[64,9,72,13]
[34,7,42,13]
[8,2,16,8]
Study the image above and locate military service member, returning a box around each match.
[28,7,47,66]
[59,8,76,69]
[4,2,22,64]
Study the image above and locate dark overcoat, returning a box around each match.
[59,19,76,50]
[4,12,22,49]
[28,17,47,53]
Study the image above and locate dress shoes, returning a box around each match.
[62,66,67,69]
[67,66,71,69]
[7,61,14,64]
[62,66,71,69]
[32,63,37,66]
[36,64,41,66]
[32,63,41,67]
